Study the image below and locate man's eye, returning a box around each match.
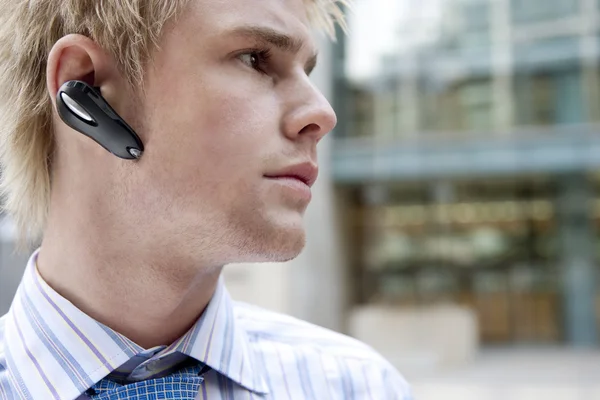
[238,49,272,73]
[239,53,259,69]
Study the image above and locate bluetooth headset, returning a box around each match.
[56,80,144,160]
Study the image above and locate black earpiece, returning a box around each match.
[56,80,144,160]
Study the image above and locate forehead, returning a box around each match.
[188,0,315,47]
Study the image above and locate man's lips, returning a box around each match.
[263,162,318,188]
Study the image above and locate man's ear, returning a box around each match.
[46,34,118,109]
[46,34,143,160]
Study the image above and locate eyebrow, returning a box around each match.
[228,25,319,75]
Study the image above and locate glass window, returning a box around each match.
[463,1,490,31]
[418,78,493,132]
[355,179,562,343]
[514,68,584,126]
[511,0,580,23]
[459,80,493,130]
[347,86,376,138]
[460,1,491,50]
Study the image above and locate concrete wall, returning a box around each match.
[348,304,479,374]
[222,262,292,315]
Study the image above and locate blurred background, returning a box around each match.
[2,0,600,399]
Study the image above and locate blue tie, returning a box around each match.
[86,364,207,400]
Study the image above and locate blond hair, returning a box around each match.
[0,0,348,248]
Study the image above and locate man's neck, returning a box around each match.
[36,223,223,349]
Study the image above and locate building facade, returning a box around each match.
[333,0,600,347]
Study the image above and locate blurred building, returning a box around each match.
[332,0,600,349]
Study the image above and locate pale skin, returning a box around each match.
[37,0,336,349]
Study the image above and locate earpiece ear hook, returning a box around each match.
[56,80,144,160]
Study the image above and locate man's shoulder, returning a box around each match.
[234,301,374,354]
[233,301,412,399]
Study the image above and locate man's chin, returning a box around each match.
[221,210,308,263]
[260,228,306,262]
[242,222,306,263]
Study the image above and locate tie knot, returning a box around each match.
[86,363,208,400]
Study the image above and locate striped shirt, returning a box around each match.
[0,249,412,399]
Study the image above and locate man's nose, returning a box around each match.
[281,78,337,143]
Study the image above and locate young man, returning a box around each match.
[0,0,411,399]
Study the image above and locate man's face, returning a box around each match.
[119,0,336,265]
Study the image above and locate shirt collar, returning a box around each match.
[3,249,268,400]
